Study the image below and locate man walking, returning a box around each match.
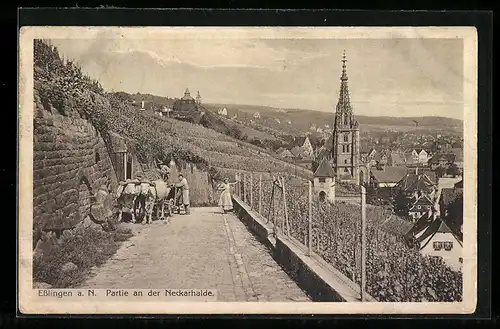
[175,174,190,215]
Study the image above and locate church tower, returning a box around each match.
[330,51,360,184]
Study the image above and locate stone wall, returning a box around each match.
[33,90,119,236]
[232,195,374,302]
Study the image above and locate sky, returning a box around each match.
[47,35,464,119]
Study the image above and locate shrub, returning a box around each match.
[33,225,133,288]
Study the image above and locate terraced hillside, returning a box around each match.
[34,40,313,185]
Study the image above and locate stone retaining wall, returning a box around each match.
[33,90,118,234]
[232,195,375,302]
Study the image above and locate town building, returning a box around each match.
[288,136,314,159]
[253,112,261,119]
[428,152,456,170]
[395,170,438,200]
[315,51,362,185]
[218,107,228,116]
[369,166,408,188]
[404,210,463,271]
[313,159,336,202]
[408,194,434,221]
[411,148,429,166]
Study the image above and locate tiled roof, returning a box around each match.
[396,172,436,192]
[370,167,408,183]
[290,146,302,157]
[404,211,434,238]
[289,136,307,149]
[409,195,434,210]
[404,211,462,246]
[454,180,463,188]
[314,159,336,177]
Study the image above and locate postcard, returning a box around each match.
[18,26,477,314]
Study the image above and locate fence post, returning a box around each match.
[250,172,253,209]
[258,174,262,215]
[360,185,367,302]
[308,180,313,257]
[235,172,240,197]
[243,173,247,203]
[281,176,290,237]
[272,176,277,235]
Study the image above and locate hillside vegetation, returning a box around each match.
[34,40,313,185]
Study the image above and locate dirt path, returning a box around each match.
[82,207,310,302]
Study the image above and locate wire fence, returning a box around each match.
[231,171,463,303]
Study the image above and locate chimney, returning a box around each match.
[415,166,418,175]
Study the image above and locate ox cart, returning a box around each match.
[115,178,176,224]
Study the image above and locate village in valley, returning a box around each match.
[30,37,464,303]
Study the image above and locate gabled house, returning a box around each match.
[428,153,456,170]
[253,112,261,119]
[408,194,434,220]
[370,166,408,188]
[288,136,314,159]
[404,210,463,271]
[411,148,429,166]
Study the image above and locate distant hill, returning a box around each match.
[205,103,463,135]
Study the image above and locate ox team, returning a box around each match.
[115,162,190,224]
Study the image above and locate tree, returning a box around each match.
[447,163,460,178]
[445,194,463,233]
[435,166,446,178]
[394,192,410,217]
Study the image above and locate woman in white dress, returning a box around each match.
[217,178,238,213]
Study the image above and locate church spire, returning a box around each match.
[335,50,357,128]
[341,50,348,81]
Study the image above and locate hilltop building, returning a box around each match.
[172,88,204,122]
[316,51,366,185]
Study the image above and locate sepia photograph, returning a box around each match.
[18,26,477,314]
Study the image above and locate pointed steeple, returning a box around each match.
[184,88,190,97]
[334,51,357,128]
